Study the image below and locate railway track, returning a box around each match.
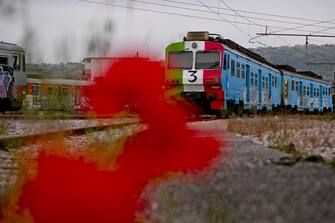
[0,119,140,152]
[0,113,136,120]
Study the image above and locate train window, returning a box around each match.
[223,54,227,70]
[262,76,265,88]
[236,62,241,78]
[313,88,316,97]
[32,84,40,96]
[295,81,298,91]
[271,75,275,87]
[0,57,8,65]
[13,55,20,71]
[63,88,69,96]
[317,89,320,97]
[75,87,81,105]
[306,87,310,96]
[251,72,254,86]
[291,80,294,91]
[329,88,332,95]
[195,51,220,69]
[22,54,26,72]
[227,54,230,69]
[303,86,306,96]
[230,60,235,76]
[167,51,193,69]
[241,64,246,79]
[275,77,278,88]
[265,77,268,89]
[255,74,258,87]
[47,87,53,95]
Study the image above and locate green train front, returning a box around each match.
[165,32,225,113]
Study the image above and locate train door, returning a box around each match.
[319,85,323,110]
[284,79,288,106]
[258,69,262,107]
[299,81,303,108]
[268,73,272,106]
[246,65,250,105]
[310,83,314,109]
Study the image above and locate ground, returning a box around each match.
[0,118,334,223]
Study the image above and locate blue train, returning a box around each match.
[165,31,333,114]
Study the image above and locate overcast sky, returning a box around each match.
[1,0,335,63]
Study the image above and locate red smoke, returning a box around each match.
[5,57,221,222]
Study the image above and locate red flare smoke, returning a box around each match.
[6,57,221,223]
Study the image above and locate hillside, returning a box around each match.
[251,44,335,82]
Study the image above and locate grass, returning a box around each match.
[0,123,5,136]
[328,157,335,167]
[227,115,335,163]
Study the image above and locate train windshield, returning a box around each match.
[195,51,220,69]
[168,51,193,69]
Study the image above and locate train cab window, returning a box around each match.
[0,57,8,65]
[13,54,20,71]
[230,60,235,76]
[236,62,241,78]
[167,51,193,69]
[195,51,220,69]
[241,64,246,79]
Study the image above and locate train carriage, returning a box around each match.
[165,31,333,115]
[0,41,27,111]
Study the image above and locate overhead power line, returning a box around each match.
[83,0,335,35]
[116,0,335,31]
[79,0,270,26]
[149,0,335,26]
[215,0,334,63]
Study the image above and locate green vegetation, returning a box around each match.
[0,123,5,136]
[227,116,335,165]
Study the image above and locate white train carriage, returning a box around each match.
[0,41,27,111]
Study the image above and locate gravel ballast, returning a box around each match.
[0,119,334,222]
[142,120,335,223]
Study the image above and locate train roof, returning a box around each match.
[0,41,25,52]
[220,38,277,68]
[297,71,322,80]
[203,34,330,84]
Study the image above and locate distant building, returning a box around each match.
[82,56,158,81]
[82,57,124,82]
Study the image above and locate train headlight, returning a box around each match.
[192,42,198,49]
